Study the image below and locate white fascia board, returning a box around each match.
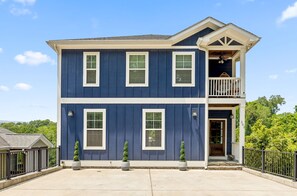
[61,97,206,104]
[208,98,245,105]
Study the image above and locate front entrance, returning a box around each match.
[209,120,226,156]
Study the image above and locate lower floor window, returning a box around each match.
[83,109,106,150]
[142,109,165,150]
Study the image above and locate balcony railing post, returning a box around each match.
[242,146,245,166]
[293,151,297,182]
[261,148,265,173]
[38,148,42,172]
[6,151,11,180]
[45,148,48,169]
[58,146,61,166]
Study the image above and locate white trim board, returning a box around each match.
[61,160,205,168]
[61,97,206,104]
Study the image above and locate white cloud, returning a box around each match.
[15,51,55,66]
[10,7,31,16]
[269,74,278,80]
[14,0,36,6]
[277,1,297,24]
[14,83,32,90]
[285,68,297,73]
[0,85,9,92]
[0,48,3,53]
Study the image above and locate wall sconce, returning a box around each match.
[229,113,234,119]
[68,110,74,117]
[192,110,198,118]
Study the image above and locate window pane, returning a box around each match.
[138,62,145,68]
[94,112,102,120]
[87,70,97,84]
[154,113,161,120]
[87,112,94,120]
[129,62,138,68]
[176,70,192,84]
[183,55,192,61]
[87,120,94,128]
[146,113,153,120]
[146,120,154,128]
[130,55,138,61]
[146,130,161,147]
[87,55,96,69]
[176,55,183,62]
[87,130,102,147]
[183,62,192,68]
[94,120,103,129]
[154,121,162,129]
[138,55,145,61]
[129,70,145,84]
[176,62,183,68]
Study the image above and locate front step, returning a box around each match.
[207,165,242,170]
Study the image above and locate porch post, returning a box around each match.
[240,47,246,97]
[232,58,236,77]
[204,49,209,168]
[239,102,246,164]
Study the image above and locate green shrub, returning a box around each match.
[180,141,186,162]
[122,141,128,162]
[73,141,80,161]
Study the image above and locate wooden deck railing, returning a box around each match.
[209,77,241,97]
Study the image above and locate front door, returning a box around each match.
[209,120,225,156]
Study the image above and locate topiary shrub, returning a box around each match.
[122,141,128,162]
[73,140,80,161]
[180,141,186,162]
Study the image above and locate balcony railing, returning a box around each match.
[209,77,241,97]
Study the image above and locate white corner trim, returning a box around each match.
[172,51,195,87]
[57,48,62,147]
[142,109,165,150]
[60,97,206,104]
[126,52,149,87]
[83,52,100,87]
[83,109,106,150]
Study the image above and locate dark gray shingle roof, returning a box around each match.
[0,127,15,134]
[63,34,172,41]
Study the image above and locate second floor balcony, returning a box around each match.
[209,77,241,97]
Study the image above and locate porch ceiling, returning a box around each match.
[209,50,237,59]
[209,104,239,108]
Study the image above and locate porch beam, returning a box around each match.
[240,47,246,97]
[239,102,246,164]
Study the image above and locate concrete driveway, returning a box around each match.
[1,169,297,196]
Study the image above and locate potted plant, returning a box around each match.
[179,141,187,171]
[72,140,81,170]
[121,141,130,171]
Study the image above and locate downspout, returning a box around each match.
[197,38,209,169]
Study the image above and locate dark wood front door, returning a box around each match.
[209,120,225,156]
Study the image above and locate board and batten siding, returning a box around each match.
[173,27,214,46]
[61,104,205,161]
[61,49,205,98]
[209,110,232,155]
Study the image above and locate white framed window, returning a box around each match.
[172,51,195,87]
[126,52,149,87]
[142,109,165,150]
[83,109,106,150]
[83,52,100,87]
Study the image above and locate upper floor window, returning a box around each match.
[83,52,100,87]
[83,109,106,150]
[126,52,149,87]
[172,52,195,87]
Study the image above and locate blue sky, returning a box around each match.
[0,0,297,122]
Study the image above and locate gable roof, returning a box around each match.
[0,128,54,150]
[47,16,259,51]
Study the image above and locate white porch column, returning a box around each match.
[240,47,246,97]
[204,49,209,168]
[231,107,236,143]
[239,102,246,164]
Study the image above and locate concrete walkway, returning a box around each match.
[1,169,297,196]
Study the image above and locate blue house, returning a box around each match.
[47,17,260,168]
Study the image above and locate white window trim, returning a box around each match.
[172,51,195,87]
[83,52,100,87]
[142,109,165,150]
[126,52,149,87]
[83,108,106,150]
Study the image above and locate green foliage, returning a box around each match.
[294,105,297,113]
[73,141,80,161]
[122,141,128,162]
[180,141,186,162]
[0,119,56,146]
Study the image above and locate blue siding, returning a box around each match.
[174,28,214,46]
[209,110,232,155]
[61,49,205,98]
[209,59,232,77]
[61,104,205,161]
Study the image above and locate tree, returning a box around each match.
[294,105,297,113]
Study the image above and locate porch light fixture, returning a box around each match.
[68,110,74,117]
[192,110,198,118]
[229,113,234,119]
[218,56,224,64]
